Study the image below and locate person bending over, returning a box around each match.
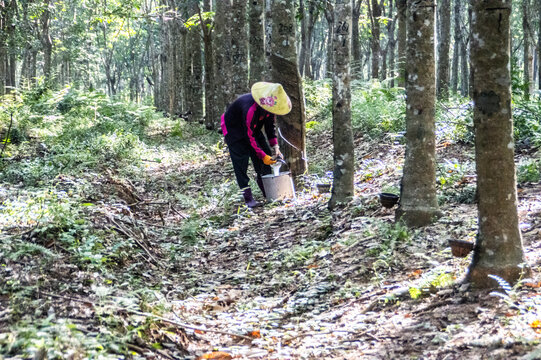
[221,82,291,208]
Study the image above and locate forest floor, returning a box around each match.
[2,114,541,359]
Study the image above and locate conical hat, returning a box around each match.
[251,82,292,115]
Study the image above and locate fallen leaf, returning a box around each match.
[197,351,233,360]
[531,320,541,333]
[249,330,261,338]
[524,282,541,288]
[195,330,205,334]
[408,269,423,278]
[307,264,318,269]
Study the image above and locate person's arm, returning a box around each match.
[245,104,276,165]
[264,114,282,158]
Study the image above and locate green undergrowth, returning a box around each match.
[0,86,228,357]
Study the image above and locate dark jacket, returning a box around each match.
[221,93,278,160]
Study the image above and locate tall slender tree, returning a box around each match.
[467,0,529,288]
[249,0,266,83]
[396,0,406,87]
[368,0,381,79]
[271,0,307,179]
[351,0,362,78]
[522,0,533,99]
[214,0,232,112]
[451,0,461,94]
[329,0,354,210]
[396,0,441,227]
[437,0,450,100]
[538,2,541,91]
[231,0,248,98]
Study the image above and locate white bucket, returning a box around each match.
[261,172,296,201]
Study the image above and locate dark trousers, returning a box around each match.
[227,136,272,189]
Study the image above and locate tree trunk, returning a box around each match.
[249,0,266,83]
[460,10,469,97]
[271,0,307,179]
[396,0,406,87]
[191,26,204,122]
[303,1,317,79]
[41,0,53,85]
[324,5,334,77]
[199,7,219,129]
[231,0,248,99]
[437,0,451,100]
[522,0,533,99]
[214,0,232,113]
[451,0,461,94]
[352,0,362,78]
[466,0,529,288]
[539,2,541,91]
[299,0,306,77]
[0,1,6,96]
[329,0,354,210]
[264,0,273,79]
[368,0,381,79]
[395,0,441,227]
[388,0,396,87]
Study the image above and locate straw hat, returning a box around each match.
[251,82,292,115]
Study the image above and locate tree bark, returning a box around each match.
[460,8,469,97]
[198,7,218,129]
[249,0,266,84]
[271,0,307,179]
[451,0,460,94]
[299,0,307,77]
[395,0,441,227]
[437,0,450,100]
[388,0,396,87]
[368,0,381,79]
[539,2,541,91]
[522,0,533,99]
[466,0,529,288]
[302,1,317,79]
[329,0,354,210]
[214,0,232,113]
[41,0,53,85]
[352,0,362,78]
[231,0,248,99]
[324,4,334,77]
[396,0,406,87]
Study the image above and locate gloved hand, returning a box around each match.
[263,155,277,165]
[273,145,283,159]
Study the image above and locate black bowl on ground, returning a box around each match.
[448,239,475,257]
[316,183,332,193]
[379,193,399,208]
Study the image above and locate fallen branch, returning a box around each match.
[39,291,253,341]
[106,215,161,268]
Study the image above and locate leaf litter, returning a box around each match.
[1,124,541,359]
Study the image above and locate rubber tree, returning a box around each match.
[395,0,441,227]
[249,0,266,84]
[231,0,248,99]
[396,0,406,88]
[271,0,307,179]
[329,0,354,210]
[466,0,529,288]
[436,0,450,100]
[214,0,232,113]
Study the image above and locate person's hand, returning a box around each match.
[263,155,277,165]
[273,145,283,159]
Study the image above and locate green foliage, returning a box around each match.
[517,159,541,184]
[1,87,158,186]
[514,100,541,148]
[303,78,332,126]
[351,81,406,139]
[437,159,476,204]
[409,269,455,300]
